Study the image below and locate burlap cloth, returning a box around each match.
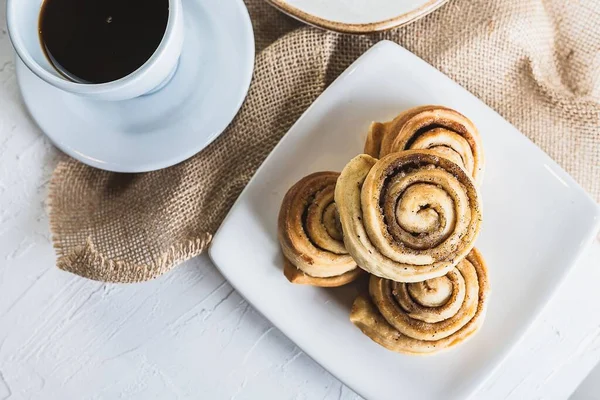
[48,0,600,283]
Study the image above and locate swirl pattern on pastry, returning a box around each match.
[335,150,482,282]
[350,249,489,355]
[364,105,484,184]
[278,172,360,287]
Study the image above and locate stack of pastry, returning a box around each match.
[278,105,490,355]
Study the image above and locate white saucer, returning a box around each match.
[17,0,254,173]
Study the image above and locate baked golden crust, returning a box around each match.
[350,248,490,355]
[365,105,484,184]
[283,258,364,287]
[278,172,360,287]
[335,151,482,282]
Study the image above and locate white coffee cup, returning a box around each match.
[7,0,184,101]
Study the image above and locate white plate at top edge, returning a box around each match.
[16,0,254,173]
[266,0,448,33]
[209,41,600,400]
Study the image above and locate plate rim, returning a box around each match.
[265,0,449,34]
[209,40,600,399]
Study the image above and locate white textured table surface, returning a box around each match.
[2,4,600,398]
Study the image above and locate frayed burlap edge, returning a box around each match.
[48,161,213,283]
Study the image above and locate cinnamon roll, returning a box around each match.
[350,249,490,355]
[278,172,361,287]
[335,150,482,282]
[364,105,484,184]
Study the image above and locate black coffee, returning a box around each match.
[39,0,169,84]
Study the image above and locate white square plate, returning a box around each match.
[209,41,600,400]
